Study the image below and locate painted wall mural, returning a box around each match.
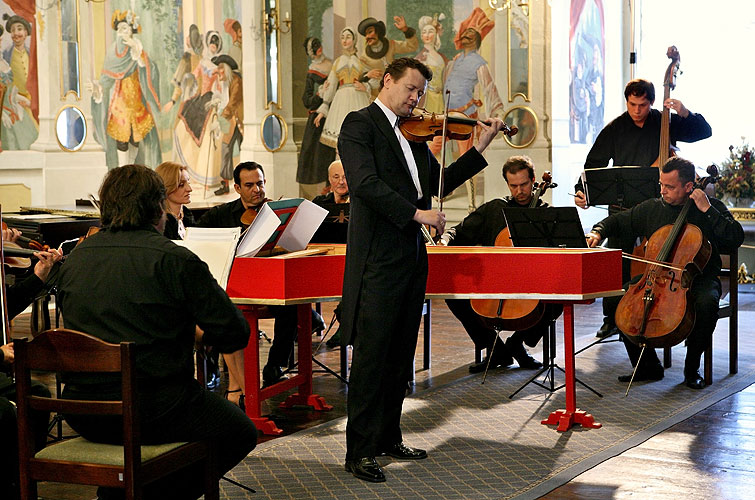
[0,0,38,152]
[569,0,605,145]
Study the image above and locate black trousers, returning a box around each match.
[621,277,721,376]
[445,299,563,350]
[346,237,427,461]
[0,376,51,499]
[63,378,257,500]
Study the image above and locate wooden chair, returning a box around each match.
[663,249,739,385]
[15,328,219,500]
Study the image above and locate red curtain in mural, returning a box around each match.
[3,0,38,122]
[569,0,605,68]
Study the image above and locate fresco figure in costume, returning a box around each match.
[414,14,448,158]
[297,37,332,192]
[214,55,243,196]
[164,24,203,115]
[89,10,161,169]
[172,30,224,191]
[224,18,243,74]
[444,7,504,211]
[0,14,38,150]
[358,16,418,99]
[314,28,373,159]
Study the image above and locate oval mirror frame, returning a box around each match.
[260,112,288,152]
[503,105,537,149]
[55,105,87,152]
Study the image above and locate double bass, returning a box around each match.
[651,46,681,167]
[615,166,718,349]
[470,172,556,330]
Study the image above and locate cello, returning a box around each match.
[615,166,718,350]
[469,172,556,330]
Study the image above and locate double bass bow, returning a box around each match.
[469,172,557,330]
[615,166,719,380]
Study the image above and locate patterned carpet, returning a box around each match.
[223,320,755,500]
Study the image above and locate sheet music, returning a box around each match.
[174,227,240,288]
[235,204,281,257]
[277,199,328,252]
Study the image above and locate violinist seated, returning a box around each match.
[1,230,61,499]
[575,78,712,339]
[440,156,563,374]
[197,162,326,395]
[586,157,744,389]
[311,160,350,347]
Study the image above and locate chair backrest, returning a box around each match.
[14,328,142,477]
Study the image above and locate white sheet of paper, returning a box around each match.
[174,227,240,289]
[235,204,282,257]
[277,199,328,252]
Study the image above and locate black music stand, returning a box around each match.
[502,207,601,399]
[582,166,660,209]
[580,167,659,351]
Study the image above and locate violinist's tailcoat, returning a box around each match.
[338,101,487,460]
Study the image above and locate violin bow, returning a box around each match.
[0,207,11,346]
[437,90,452,213]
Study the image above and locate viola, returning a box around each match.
[652,46,681,167]
[469,172,557,330]
[615,165,718,349]
[398,108,518,143]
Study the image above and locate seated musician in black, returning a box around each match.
[1,230,60,499]
[443,156,562,373]
[197,161,325,393]
[312,160,349,347]
[57,165,256,499]
[586,157,743,389]
[155,161,195,240]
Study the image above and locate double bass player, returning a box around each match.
[586,158,743,389]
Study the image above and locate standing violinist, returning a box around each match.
[574,78,712,339]
[337,57,506,483]
[442,156,562,373]
[196,162,325,398]
[586,157,743,389]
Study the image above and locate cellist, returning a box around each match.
[586,158,743,389]
[575,78,712,340]
[442,156,563,373]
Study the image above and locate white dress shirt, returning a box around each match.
[375,97,423,200]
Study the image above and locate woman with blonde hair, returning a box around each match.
[155,161,195,240]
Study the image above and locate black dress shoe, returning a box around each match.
[618,367,664,383]
[596,321,620,339]
[345,457,385,482]
[325,327,342,348]
[311,310,326,334]
[468,353,513,374]
[379,442,428,460]
[506,339,543,369]
[262,364,288,388]
[684,371,706,390]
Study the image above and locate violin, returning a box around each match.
[470,172,557,330]
[240,198,272,228]
[1,221,49,252]
[652,46,681,167]
[615,165,718,349]
[398,108,518,143]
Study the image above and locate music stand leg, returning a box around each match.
[511,319,604,399]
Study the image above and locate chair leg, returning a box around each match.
[704,340,713,386]
[204,442,220,500]
[663,346,671,368]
